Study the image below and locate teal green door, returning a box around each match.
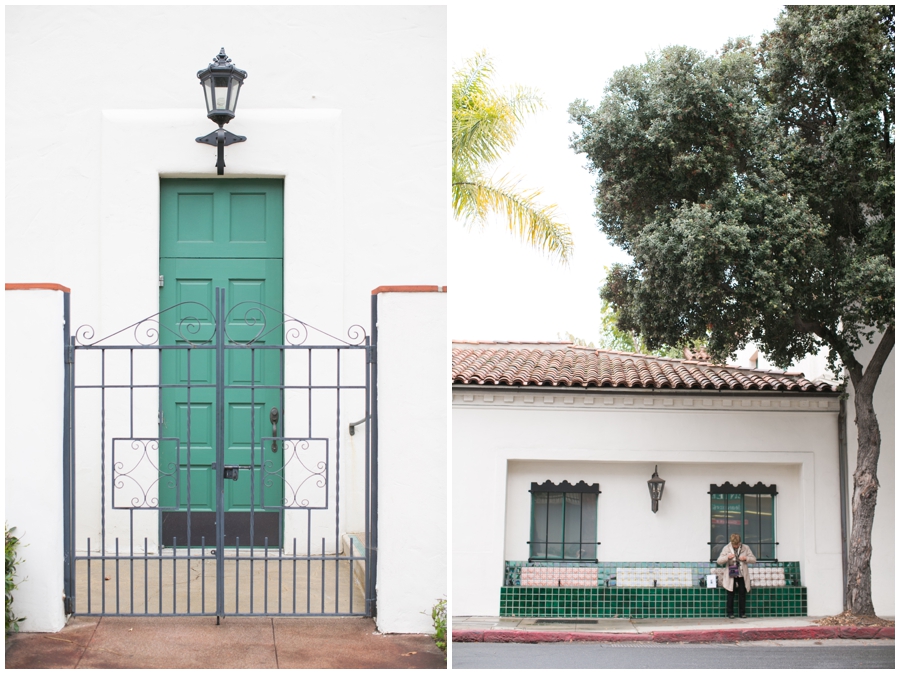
[158,179,284,546]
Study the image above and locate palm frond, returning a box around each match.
[453,175,573,265]
[452,52,544,173]
[452,51,571,264]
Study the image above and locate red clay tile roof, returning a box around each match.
[452,342,837,392]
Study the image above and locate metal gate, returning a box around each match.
[62,288,377,620]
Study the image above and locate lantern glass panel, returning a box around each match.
[203,79,214,114]
[213,76,230,111]
[227,80,241,112]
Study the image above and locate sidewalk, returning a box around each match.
[5,616,447,669]
[452,615,895,644]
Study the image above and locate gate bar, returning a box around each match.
[214,287,226,624]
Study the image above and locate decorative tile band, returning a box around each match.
[453,392,838,412]
[504,561,802,589]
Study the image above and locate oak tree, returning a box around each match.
[570,5,894,615]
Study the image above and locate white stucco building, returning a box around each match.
[452,341,894,620]
[6,6,446,634]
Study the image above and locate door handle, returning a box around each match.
[269,407,279,453]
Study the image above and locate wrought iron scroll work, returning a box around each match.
[261,438,328,509]
[112,438,180,509]
[74,301,216,346]
[529,479,601,494]
[709,481,778,495]
[223,300,367,346]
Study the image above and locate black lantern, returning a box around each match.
[648,465,665,513]
[195,48,247,175]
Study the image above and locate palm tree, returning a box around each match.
[452,51,573,264]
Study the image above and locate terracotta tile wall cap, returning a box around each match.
[6,282,71,293]
[371,285,446,294]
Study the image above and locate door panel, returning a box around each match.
[158,259,284,521]
[159,179,284,546]
[160,179,283,259]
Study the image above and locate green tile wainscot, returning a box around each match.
[501,561,806,619]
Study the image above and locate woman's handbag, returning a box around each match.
[728,545,743,578]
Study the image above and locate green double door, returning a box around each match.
[158,179,284,546]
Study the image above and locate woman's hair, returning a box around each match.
[730,533,742,545]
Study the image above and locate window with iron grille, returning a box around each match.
[529,480,599,561]
[709,482,777,561]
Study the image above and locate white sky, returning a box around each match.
[448,2,788,343]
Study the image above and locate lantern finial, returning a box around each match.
[214,48,231,66]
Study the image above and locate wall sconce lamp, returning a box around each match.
[648,465,665,513]
[196,48,247,175]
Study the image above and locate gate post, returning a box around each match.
[5,284,70,631]
[367,297,379,618]
[370,286,447,633]
[63,293,75,615]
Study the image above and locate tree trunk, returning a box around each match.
[845,328,894,616]
[846,380,880,615]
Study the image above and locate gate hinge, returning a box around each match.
[63,594,74,615]
[159,275,164,288]
[366,346,376,364]
[65,344,75,364]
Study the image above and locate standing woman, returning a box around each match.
[717,533,756,618]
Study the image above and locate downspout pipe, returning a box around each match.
[838,395,850,610]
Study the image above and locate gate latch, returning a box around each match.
[212,463,242,481]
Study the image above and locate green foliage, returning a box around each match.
[6,525,25,635]
[453,51,573,264]
[430,598,447,653]
[557,332,596,348]
[597,300,686,359]
[569,6,894,376]
[561,295,701,358]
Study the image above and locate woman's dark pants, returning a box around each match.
[726,577,747,617]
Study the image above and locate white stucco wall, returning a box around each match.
[452,389,844,617]
[505,461,804,563]
[6,6,446,631]
[375,289,448,633]
[846,336,895,617]
[5,288,68,632]
[7,7,446,331]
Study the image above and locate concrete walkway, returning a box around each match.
[452,615,895,644]
[5,616,446,669]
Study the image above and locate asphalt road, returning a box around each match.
[451,640,895,669]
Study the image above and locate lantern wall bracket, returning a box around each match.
[195,128,247,175]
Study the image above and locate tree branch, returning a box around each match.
[859,326,895,396]
[792,315,864,383]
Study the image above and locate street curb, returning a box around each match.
[452,625,894,644]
